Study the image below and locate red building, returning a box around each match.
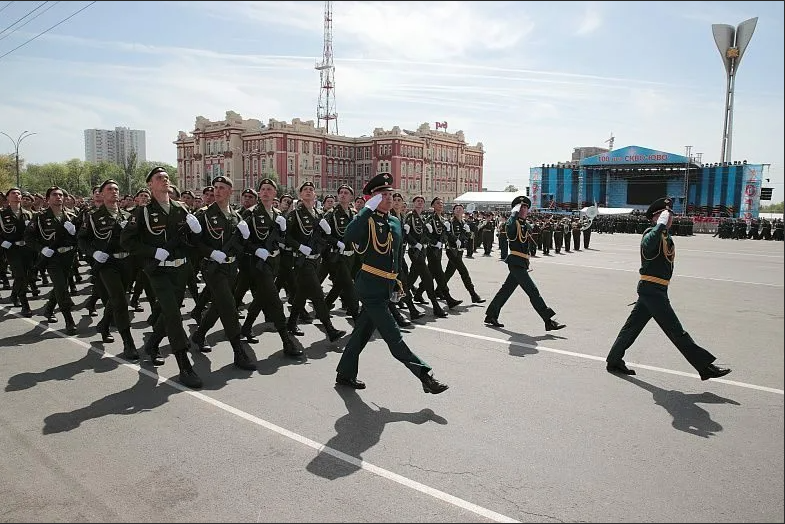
[174,111,484,202]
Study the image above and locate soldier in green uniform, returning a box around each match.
[483,196,566,332]
[120,166,203,388]
[25,186,79,334]
[320,183,361,320]
[77,179,138,359]
[606,197,732,380]
[187,176,257,371]
[334,173,449,394]
[0,187,35,316]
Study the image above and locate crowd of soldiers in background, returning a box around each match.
[590,210,694,236]
[711,217,784,240]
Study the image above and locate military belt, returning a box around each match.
[159,257,187,267]
[112,252,130,259]
[56,246,74,253]
[205,256,236,264]
[361,263,398,281]
[14,240,26,246]
[342,250,354,256]
[297,253,321,260]
[508,250,530,259]
[640,275,669,286]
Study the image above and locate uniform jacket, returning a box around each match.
[120,198,194,263]
[77,205,133,258]
[24,207,78,253]
[345,207,403,299]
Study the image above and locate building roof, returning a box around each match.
[454,191,526,205]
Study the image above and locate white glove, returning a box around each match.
[456,240,462,249]
[154,247,169,261]
[92,251,110,264]
[63,221,76,235]
[298,244,312,256]
[255,247,270,260]
[426,223,433,233]
[1,241,11,249]
[24,220,30,226]
[443,221,451,231]
[119,220,128,229]
[464,223,470,232]
[319,218,331,234]
[414,243,423,250]
[365,193,383,211]
[404,224,410,234]
[275,215,287,231]
[236,220,250,240]
[185,213,202,233]
[210,250,227,263]
[436,241,443,249]
[512,204,522,214]
[337,241,345,252]
[41,247,54,258]
[657,210,671,226]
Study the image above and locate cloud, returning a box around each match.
[575,2,603,36]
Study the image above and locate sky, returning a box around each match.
[0,0,783,200]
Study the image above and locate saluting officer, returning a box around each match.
[239,178,301,358]
[606,197,732,380]
[0,187,35,317]
[484,195,566,332]
[25,186,79,334]
[334,173,449,394]
[187,176,256,371]
[120,166,203,388]
[77,179,138,359]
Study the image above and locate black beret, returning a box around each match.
[299,181,314,192]
[645,197,673,219]
[281,194,293,202]
[45,186,63,199]
[392,192,403,200]
[242,188,258,197]
[323,194,336,202]
[362,172,394,196]
[202,186,214,194]
[337,184,354,195]
[430,196,442,206]
[452,203,464,211]
[258,178,277,191]
[168,185,180,198]
[411,194,425,203]
[21,192,33,199]
[212,176,232,188]
[135,188,151,197]
[511,195,531,209]
[180,190,195,198]
[99,179,119,192]
[4,187,21,198]
[145,166,168,183]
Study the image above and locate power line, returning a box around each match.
[0,1,48,37]
[0,0,96,61]
[0,2,15,15]
[0,1,61,43]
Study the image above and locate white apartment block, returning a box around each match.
[84,127,147,165]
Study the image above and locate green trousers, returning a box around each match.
[485,265,554,321]
[96,260,134,331]
[607,282,715,372]
[199,262,241,341]
[147,264,190,352]
[336,294,431,380]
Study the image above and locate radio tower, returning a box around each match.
[315,0,338,134]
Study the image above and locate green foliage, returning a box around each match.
[503,184,518,192]
[760,201,784,213]
[0,153,15,191]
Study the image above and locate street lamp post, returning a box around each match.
[1,130,37,189]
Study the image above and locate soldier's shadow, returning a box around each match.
[305,387,448,480]
[484,326,564,358]
[6,347,119,392]
[0,322,66,348]
[618,375,740,438]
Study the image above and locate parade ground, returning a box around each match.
[1,234,782,523]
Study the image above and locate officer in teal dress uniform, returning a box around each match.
[335,173,449,394]
[606,197,732,380]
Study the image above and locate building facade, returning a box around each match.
[84,127,147,165]
[530,145,767,219]
[174,111,484,202]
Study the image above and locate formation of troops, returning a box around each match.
[712,216,784,240]
[0,169,740,390]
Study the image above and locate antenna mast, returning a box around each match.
[315,0,338,134]
[604,132,615,151]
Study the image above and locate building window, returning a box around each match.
[315,159,321,173]
[288,158,294,174]
[252,158,258,174]
[261,159,267,173]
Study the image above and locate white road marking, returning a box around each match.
[0,307,520,524]
[418,325,784,395]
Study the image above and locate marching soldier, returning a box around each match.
[572,218,582,251]
[25,186,79,334]
[238,178,301,358]
[120,166,203,388]
[480,213,495,255]
[498,215,509,259]
[562,217,572,252]
[553,217,563,253]
[321,184,361,321]
[391,192,424,321]
[606,197,732,380]
[284,181,346,343]
[443,203,485,304]
[484,195,566,332]
[76,179,138,359]
[404,195,448,318]
[424,197,463,309]
[0,187,35,317]
[186,176,256,370]
[334,173,449,394]
[541,218,553,255]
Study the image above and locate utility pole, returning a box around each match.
[1,130,37,189]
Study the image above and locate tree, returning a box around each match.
[0,153,15,192]
[760,201,784,213]
[503,184,518,192]
[121,150,138,195]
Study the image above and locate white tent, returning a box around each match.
[581,206,635,216]
[453,191,527,206]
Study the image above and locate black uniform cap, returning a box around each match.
[242,188,258,198]
[299,181,314,192]
[202,186,215,194]
[4,186,21,198]
[99,179,120,192]
[145,166,168,182]
[45,186,63,199]
[411,194,425,203]
[362,172,394,196]
[135,188,151,197]
[258,178,277,191]
[337,184,354,195]
[180,190,195,198]
[211,176,232,188]
[511,195,531,209]
[645,197,673,219]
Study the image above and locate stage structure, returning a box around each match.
[529,145,767,219]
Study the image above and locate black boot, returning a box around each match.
[230,338,257,370]
[323,319,346,342]
[287,313,304,337]
[189,329,212,353]
[143,332,165,366]
[120,329,139,361]
[545,318,566,331]
[43,300,56,323]
[62,310,77,336]
[19,296,32,318]
[239,319,259,343]
[174,350,203,389]
[444,293,463,309]
[420,371,449,394]
[406,296,424,320]
[278,328,304,358]
[97,314,114,343]
[389,302,412,327]
[469,288,486,304]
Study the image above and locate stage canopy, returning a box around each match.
[580,145,697,167]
